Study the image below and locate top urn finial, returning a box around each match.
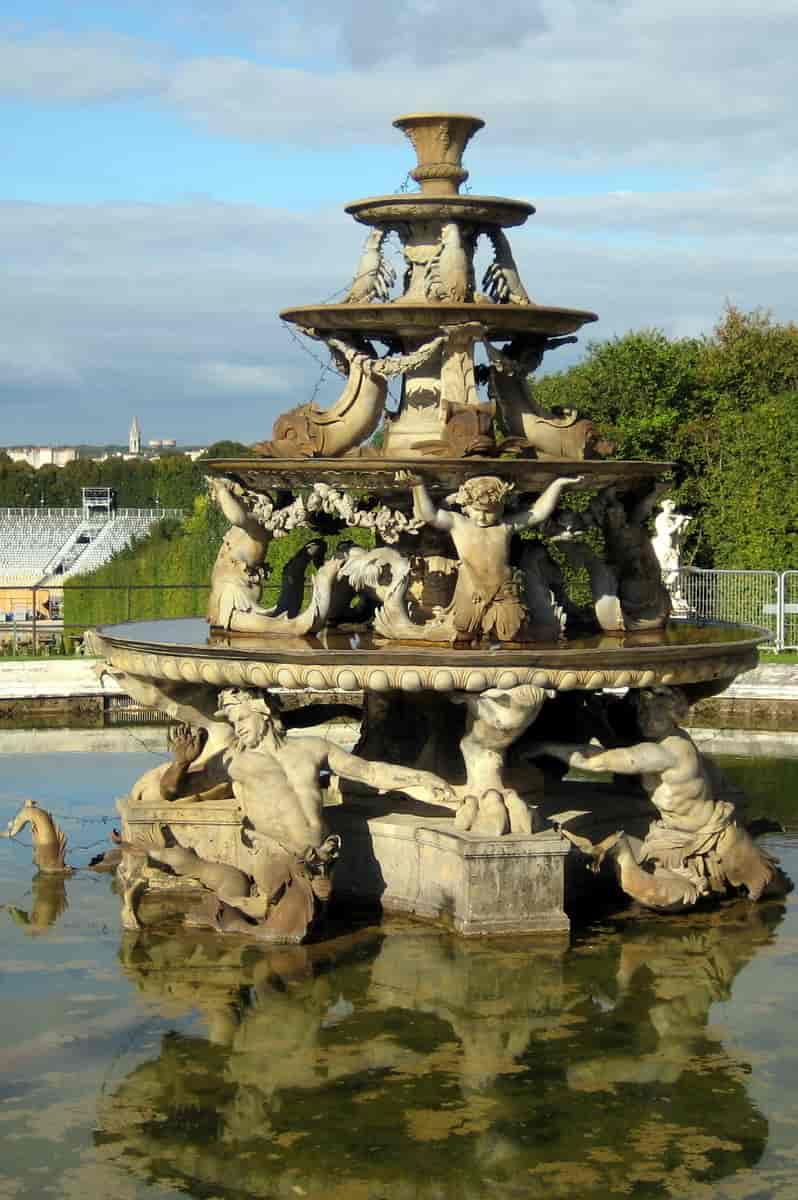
[392,112,485,197]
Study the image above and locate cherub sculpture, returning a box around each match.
[207,478,272,630]
[528,687,791,912]
[397,472,582,642]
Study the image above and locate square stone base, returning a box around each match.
[326,804,570,937]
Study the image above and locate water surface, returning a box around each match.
[1,752,797,1200]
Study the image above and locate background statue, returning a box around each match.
[652,498,692,614]
[529,687,791,912]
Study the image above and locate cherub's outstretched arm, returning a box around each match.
[395,470,454,532]
[210,478,270,563]
[509,476,583,531]
[210,479,267,539]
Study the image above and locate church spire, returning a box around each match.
[129,416,141,455]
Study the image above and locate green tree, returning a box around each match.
[530,306,798,569]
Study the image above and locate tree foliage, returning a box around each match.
[0,453,206,509]
[533,306,798,569]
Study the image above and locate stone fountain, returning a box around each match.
[89,113,787,942]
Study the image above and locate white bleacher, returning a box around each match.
[46,509,182,581]
[0,510,83,581]
[0,506,182,588]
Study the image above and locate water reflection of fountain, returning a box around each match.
[95,902,782,1199]
[2,873,69,934]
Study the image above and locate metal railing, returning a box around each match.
[1,574,795,656]
[668,568,797,651]
[782,571,798,651]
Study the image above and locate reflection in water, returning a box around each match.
[95,901,783,1199]
[2,873,69,934]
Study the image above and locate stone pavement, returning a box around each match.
[722,664,798,701]
[0,658,122,699]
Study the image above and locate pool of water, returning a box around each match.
[1,752,798,1200]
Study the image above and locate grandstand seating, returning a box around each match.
[52,515,160,580]
[0,507,179,591]
[0,511,83,578]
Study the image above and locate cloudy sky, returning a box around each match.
[2,0,795,446]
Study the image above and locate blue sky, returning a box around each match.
[1,0,796,445]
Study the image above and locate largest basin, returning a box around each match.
[93,618,764,696]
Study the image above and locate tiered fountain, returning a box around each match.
[89,114,784,942]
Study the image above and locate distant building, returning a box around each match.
[6,446,78,469]
[161,438,176,448]
[129,416,141,456]
[148,439,162,449]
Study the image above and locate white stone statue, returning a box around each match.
[652,499,692,613]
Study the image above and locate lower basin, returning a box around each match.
[93,617,765,695]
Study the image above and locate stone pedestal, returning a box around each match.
[326,804,570,937]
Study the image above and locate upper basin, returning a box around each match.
[344,193,535,228]
[279,301,598,340]
[202,457,671,495]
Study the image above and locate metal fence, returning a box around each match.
[1,574,796,657]
[669,568,797,651]
[782,571,798,651]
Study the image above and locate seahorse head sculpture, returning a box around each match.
[2,799,71,874]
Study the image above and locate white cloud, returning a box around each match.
[1,0,797,439]
[1,184,795,444]
[0,33,167,103]
[3,2,797,175]
[194,361,299,394]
